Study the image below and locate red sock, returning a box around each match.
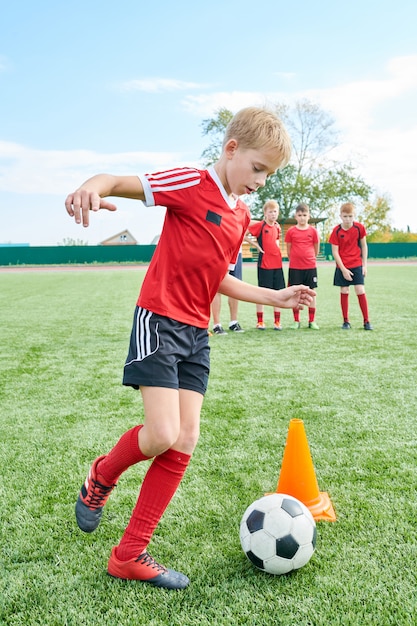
[116,448,191,560]
[308,307,316,323]
[357,293,369,323]
[257,312,264,323]
[341,293,349,322]
[97,425,150,485]
[274,311,281,324]
[292,308,300,322]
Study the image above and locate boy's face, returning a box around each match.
[264,206,279,223]
[295,210,309,226]
[223,142,282,197]
[340,212,354,229]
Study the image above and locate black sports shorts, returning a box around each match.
[333,265,365,287]
[230,252,243,280]
[257,267,286,290]
[288,268,318,289]
[123,307,210,394]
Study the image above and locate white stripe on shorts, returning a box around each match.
[125,307,159,364]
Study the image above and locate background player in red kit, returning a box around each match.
[65,107,316,590]
[246,199,285,330]
[329,202,373,330]
[285,203,320,329]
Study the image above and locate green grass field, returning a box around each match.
[1,263,416,626]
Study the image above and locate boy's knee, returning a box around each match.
[174,426,200,455]
[140,423,180,457]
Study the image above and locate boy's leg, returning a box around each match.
[75,425,151,533]
[256,303,265,328]
[98,425,150,483]
[109,387,202,586]
[75,384,191,535]
[211,293,222,328]
[228,297,239,322]
[340,289,349,322]
[308,294,319,329]
[354,285,371,327]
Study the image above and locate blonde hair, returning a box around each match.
[263,199,279,215]
[340,202,355,215]
[223,107,292,169]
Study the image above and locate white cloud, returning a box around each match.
[182,91,280,117]
[307,54,417,131]
[182,56,417,230]
[118,77,211,93]
[1,55,417,239]
[0,142,184,194]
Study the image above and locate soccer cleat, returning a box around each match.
[341,322,351,330]
[308,322,320,330]
[363,322,373,330]
[229,322,244,332]
[107,548,190,590]
[273,323,283,331]
[256,322,266,330]
[290,321,300,330]
[212,324,227,335]
[75,455,117,533]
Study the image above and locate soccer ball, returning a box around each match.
[240,493,317,575]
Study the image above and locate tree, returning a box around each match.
[201,108,233,166]
[58,237,89,246]
[389,230,417,242]
[200,101,372,221]
[357,194,392,242]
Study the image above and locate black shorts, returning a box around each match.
[230,252,242,280]
[123,307,210,394]
[258,267,286,290]
[288,268,318,289]
[333,266,365,287]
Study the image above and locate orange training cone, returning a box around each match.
[275,418,336,521]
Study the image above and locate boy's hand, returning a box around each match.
[65,190,117,227]
[342,268,353,281]
[277,285,316,310]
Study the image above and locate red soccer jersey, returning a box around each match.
[328,222,366,268]
[285,225,319,269]
[137,166,250,328]
[248,220,282,269]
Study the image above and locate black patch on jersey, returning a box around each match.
[206,210,222,226]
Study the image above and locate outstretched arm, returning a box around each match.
[65,174,145,227]
[218,273,315,310]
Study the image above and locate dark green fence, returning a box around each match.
[322,242,417,260]
[0,245,156,266]
[0,242,416,267]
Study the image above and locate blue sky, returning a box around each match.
[1,0,417,245]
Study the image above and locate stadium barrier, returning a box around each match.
[0,242,416,266]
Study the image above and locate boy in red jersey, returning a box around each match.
[246,199,285,330]
[329,202,373,330]
[65,107,316,590]
[285,203,320,329]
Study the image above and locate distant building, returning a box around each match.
[100,230,138,245]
